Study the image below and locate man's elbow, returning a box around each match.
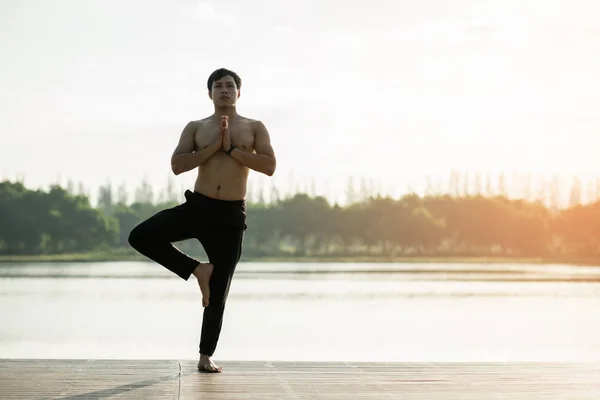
[264,161,276,177]
[171,161,184,176]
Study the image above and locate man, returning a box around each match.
[128,68,276,373]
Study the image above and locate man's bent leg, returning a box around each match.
[128,204,200,280]
[197,226,245,369]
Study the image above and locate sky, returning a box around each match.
[1,0,599,204]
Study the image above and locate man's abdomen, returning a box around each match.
[194,156,249,201]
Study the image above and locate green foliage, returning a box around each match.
[0,179,599,259]
[0,182,120,254]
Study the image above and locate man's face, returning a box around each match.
[210,75,239,107]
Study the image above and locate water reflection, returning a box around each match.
[2,261,600,362]
[2,261,600,282]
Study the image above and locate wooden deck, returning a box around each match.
[1,360,599,399]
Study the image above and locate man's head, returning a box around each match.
[207,68,242,107]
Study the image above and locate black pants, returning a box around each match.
[128,190,247,356]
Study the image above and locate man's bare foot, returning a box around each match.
[197,354,222,373]
[192,262,213,307]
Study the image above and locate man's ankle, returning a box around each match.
[192,263,203,278]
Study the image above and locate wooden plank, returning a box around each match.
[0,360,599,399]
[0,360,179,399]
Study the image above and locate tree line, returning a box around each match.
[0,174,598,260]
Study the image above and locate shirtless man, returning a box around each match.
[128,68,276,373]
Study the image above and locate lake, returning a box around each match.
[2,261,600,362]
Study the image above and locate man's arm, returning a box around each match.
[229,120,276,176]
[170,121,221,175]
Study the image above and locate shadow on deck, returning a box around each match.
[1,359,599,399]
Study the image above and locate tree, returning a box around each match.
[97,180,114,215]
[569,177,582,208]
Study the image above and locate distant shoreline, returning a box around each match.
[0,251,598,266]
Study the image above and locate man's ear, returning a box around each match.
[208,90,213,100]
[237,90,241,99]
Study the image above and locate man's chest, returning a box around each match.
[195,121,255,151]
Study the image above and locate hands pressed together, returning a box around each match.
[220,115,234,153]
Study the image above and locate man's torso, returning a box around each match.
[193,115,256,201]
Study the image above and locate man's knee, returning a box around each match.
[127,222,147,250]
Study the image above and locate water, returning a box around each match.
[2,261,600,362]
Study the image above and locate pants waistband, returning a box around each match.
[185,190,246,211]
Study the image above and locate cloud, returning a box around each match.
[323,30,369,50]
[271,25,295,35]
[195,1,217,19]
[192,1,237,26]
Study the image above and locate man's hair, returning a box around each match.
[207,68,242,91]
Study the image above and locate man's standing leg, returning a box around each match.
[196,225,245,372]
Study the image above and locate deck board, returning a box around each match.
[1,360,599,399]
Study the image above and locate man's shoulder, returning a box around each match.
[238,116,266,130]
[191,116,214,125]
[236,115,257,123]
[185,117,215,132]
